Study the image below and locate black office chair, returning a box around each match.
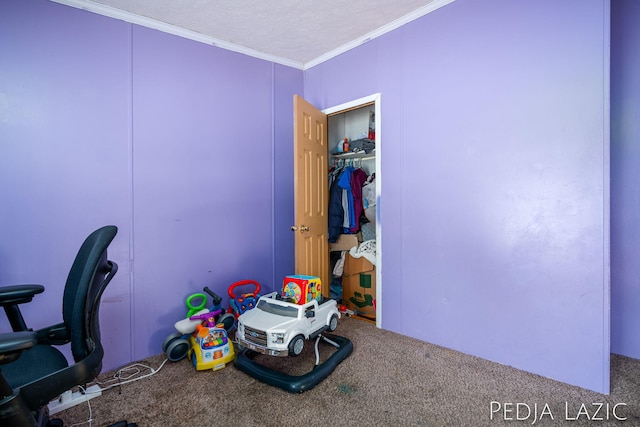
[0,225,118,427]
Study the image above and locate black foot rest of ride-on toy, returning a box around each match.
[234,334,353,393]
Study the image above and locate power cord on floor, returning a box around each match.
[65,385,93,427]
[63,358,168,426]
[92,358,168,392]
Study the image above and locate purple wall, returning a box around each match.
[611,0,640,359]
[273,65,301,284]
[131,27,273,360]
[0,0,302,370]
[305,0,611,393]
[0,0,134,368]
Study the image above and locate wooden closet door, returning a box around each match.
[293,95,329,296]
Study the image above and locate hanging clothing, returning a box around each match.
[337,166,356,233]
[329,166,371,241]
[341,189,350,228]
[349,168,368,234]
[328,168,346,243]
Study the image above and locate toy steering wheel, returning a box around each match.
[228,280,261,299]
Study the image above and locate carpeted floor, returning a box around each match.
[54,316,640,427]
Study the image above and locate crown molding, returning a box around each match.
[303,0,455,69]
[50,0,305,69]
[51,0,455,71]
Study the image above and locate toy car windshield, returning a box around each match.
[256,299,298,317]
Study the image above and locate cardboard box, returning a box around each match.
[342,268,376,319]
[329,233,361,252]
[343,253,374,276]
[342,252,376,318]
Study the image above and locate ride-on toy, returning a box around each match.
[187,311,235,371]
[162,287,235,362]
[234,275,353,393]
[227,279,261,319]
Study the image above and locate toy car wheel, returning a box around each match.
[288,335,305,357]
[328,314,339,332]
[191,351,198,369]
[216,312,236,331]
[162,332,183,353]
[165,338,190,362]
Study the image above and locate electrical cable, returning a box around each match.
[62,358,168,426]
[91,358,168,392]
[66,385,93,427]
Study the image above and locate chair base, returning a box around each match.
[0,392,38,426]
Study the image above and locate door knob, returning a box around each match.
[290,225,310,232]
[290,226,298,231]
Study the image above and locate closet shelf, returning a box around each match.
[331,151,375,161]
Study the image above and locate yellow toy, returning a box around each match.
[187,311,235,371]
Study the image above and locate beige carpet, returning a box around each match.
[54,316,640,427]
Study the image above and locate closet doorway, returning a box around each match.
[293,94,381,327]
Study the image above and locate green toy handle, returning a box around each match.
[186,292,207,317]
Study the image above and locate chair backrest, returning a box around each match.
[62,225,118,362]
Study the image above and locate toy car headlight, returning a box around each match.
[271,332,285,344]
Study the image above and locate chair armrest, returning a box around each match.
[0,284,46,331]
[0,331,38,364]
[0,284,45,306]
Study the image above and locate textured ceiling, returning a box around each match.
[55,0,454,68]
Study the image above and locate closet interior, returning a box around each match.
[327,102,377,322]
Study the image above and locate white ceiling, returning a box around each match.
[52,0,454,69]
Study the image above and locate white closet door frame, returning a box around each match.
[323,93,382,327]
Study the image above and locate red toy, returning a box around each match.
[339,305,354,316]
[227,280,261,319]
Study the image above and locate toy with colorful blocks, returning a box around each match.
[187,312,235,371]
[163,287,235,362]
[282,275,322,305]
